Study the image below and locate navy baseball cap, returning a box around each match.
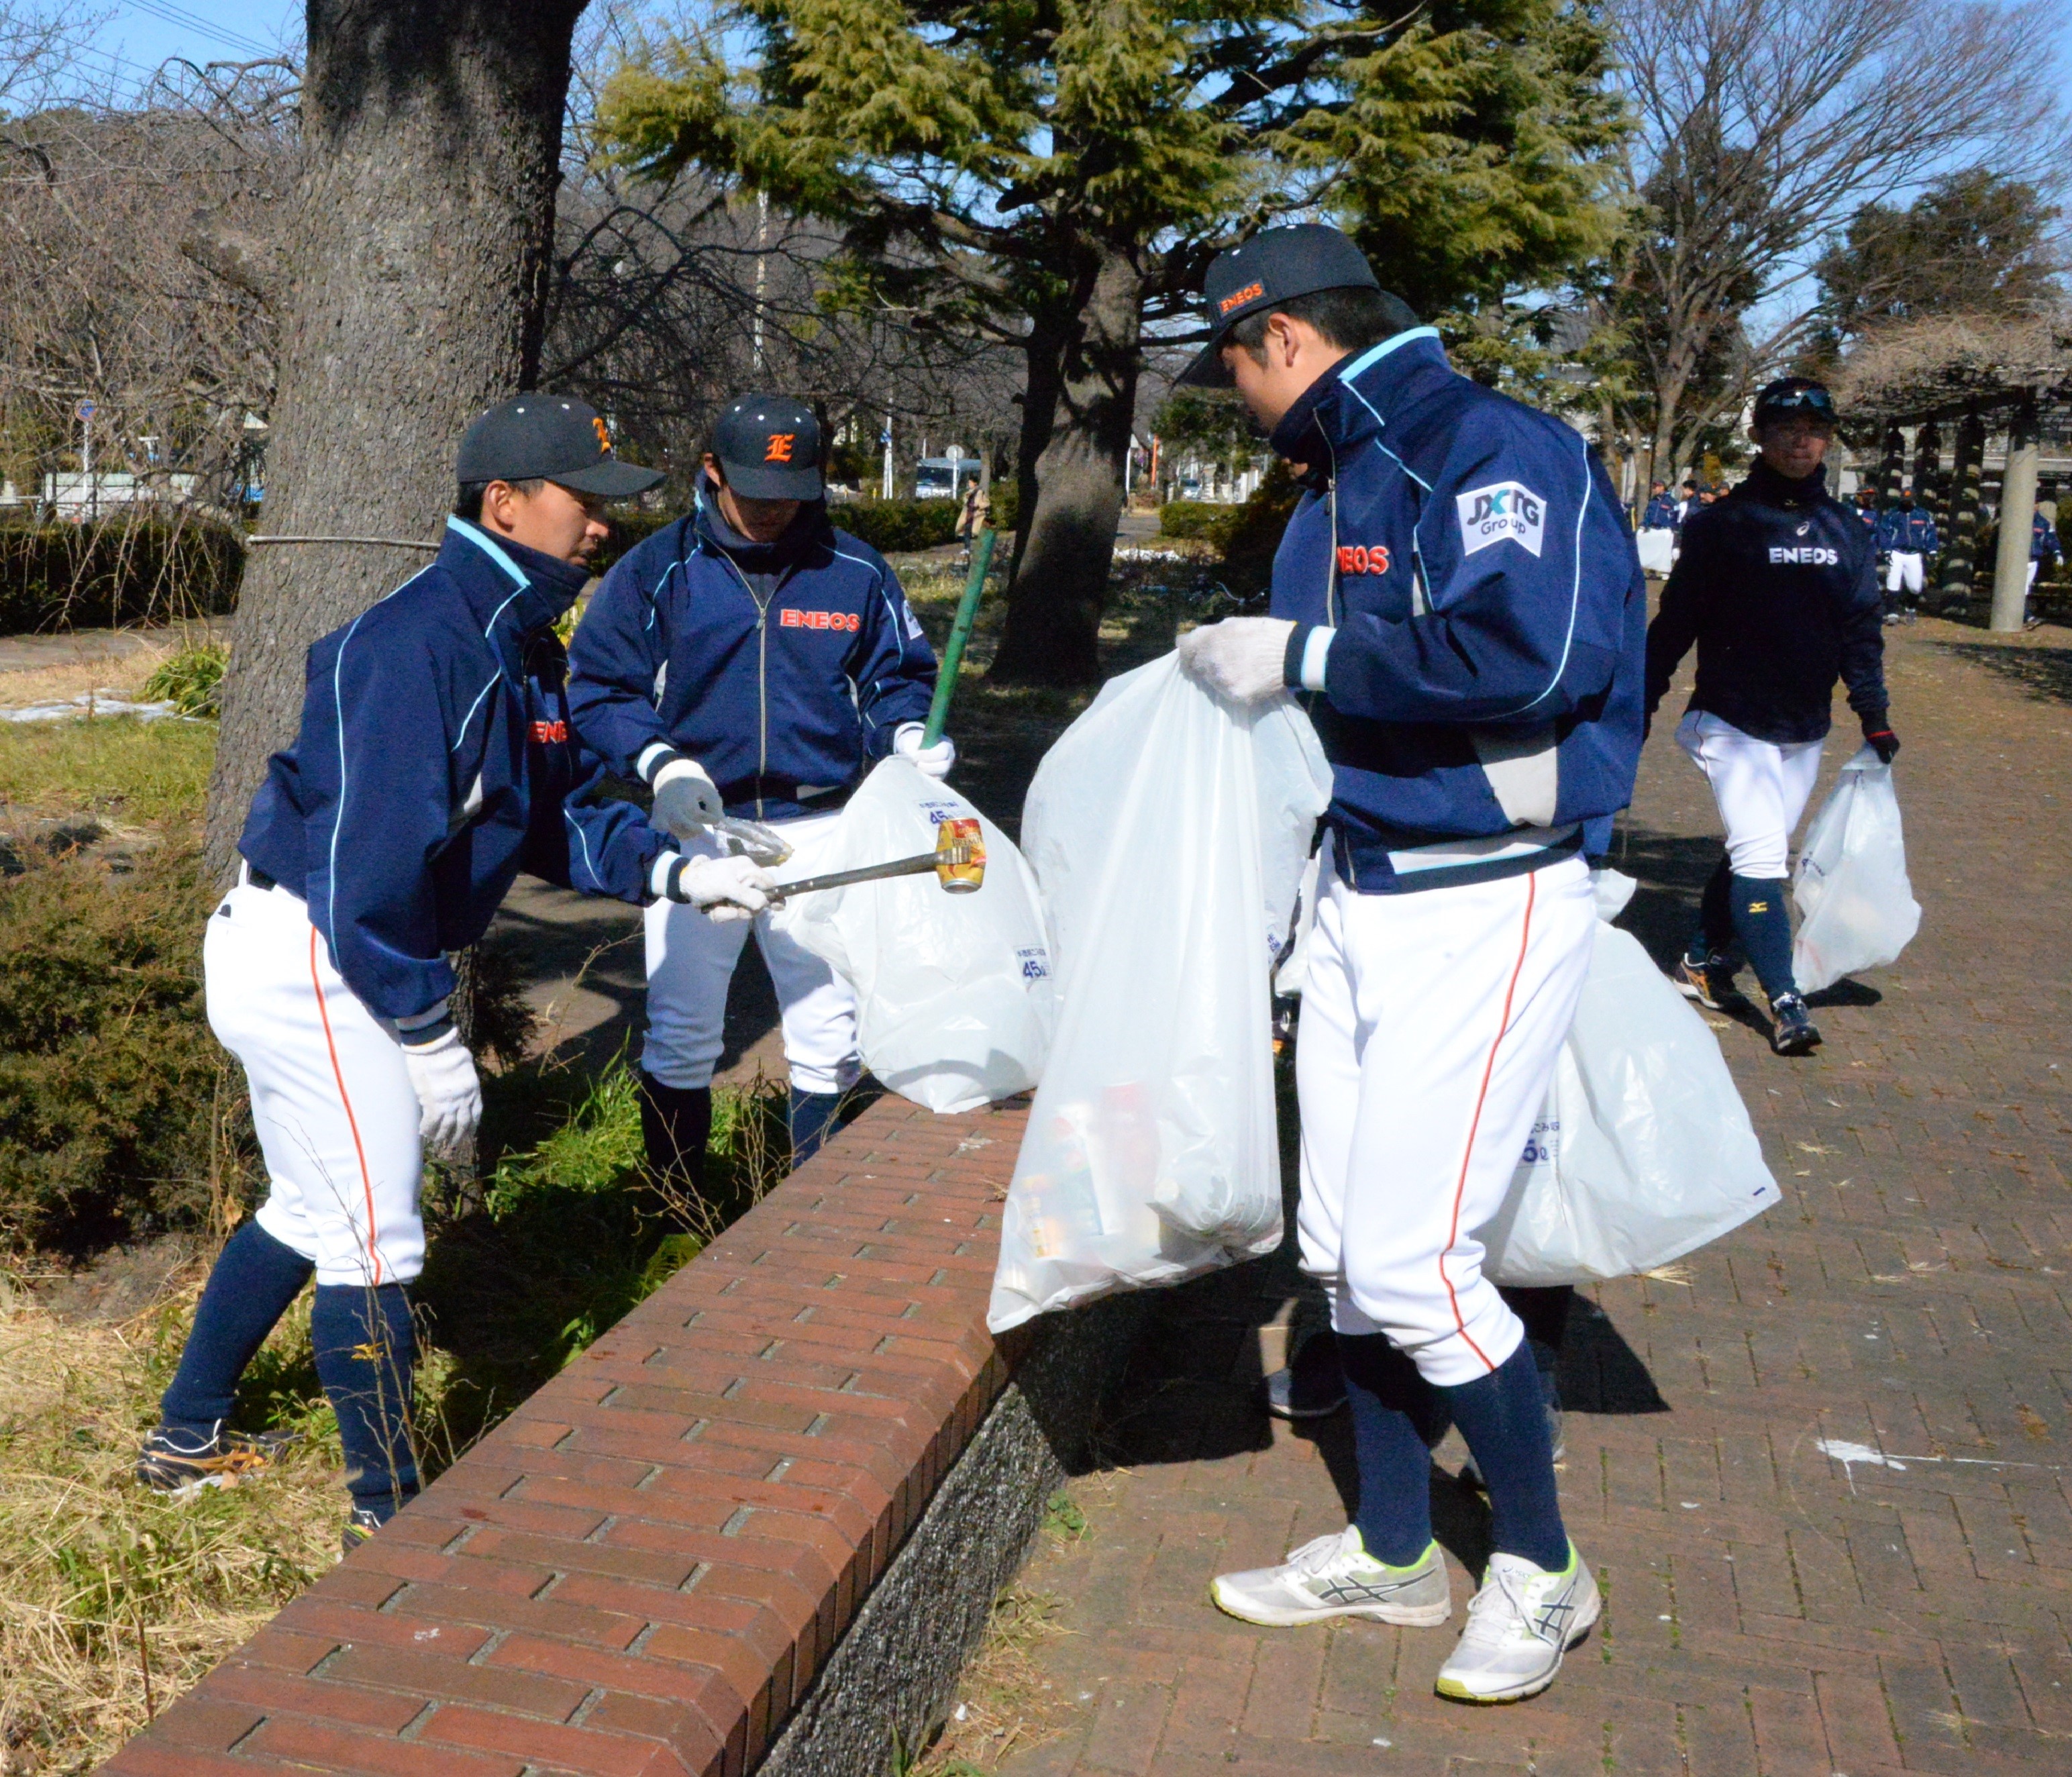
[712,394,824,501]
[457,394,662,497]
[1178,224,1386,389]
[1752,377,1837,426]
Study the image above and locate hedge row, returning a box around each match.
[835,497,962,554]
[1158,499,1239,544]
[0,519,246,636]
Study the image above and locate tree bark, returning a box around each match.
[989,243,1144,687]
[203,0,588,880]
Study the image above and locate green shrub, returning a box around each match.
[0,517,244,636]
[589,507,675,577]
[1216,462,1302,595]
[0,841,249,1254]
[835,498,961,554]
[988,479,1020,535]
[141,641,228,717]
[1157,499,1233,543]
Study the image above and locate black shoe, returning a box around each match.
[136,1423,298,1497]
[1768,992,1822,1056]
[1260,1335,1349,1420]
[342,1506,384,1556]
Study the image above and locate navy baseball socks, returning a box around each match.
[1727,872,1822,1055]
[639,1071,713,1192]
[142,1219,313,1492]
[788,1087,848,1168]
[142,1220,421,1543]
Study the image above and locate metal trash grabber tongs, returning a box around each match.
[766,818,986,905]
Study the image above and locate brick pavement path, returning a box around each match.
[977,621,2072,1776]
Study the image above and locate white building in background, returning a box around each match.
[36,471,201,519]
[1170,454,1266,504]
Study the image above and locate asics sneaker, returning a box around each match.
[135,1423,297,1497]
[1436,1545,1600,1703]
[1211,1527,1451,1628]
[1768,991,1822,1056]
[1671,952,1735,1011]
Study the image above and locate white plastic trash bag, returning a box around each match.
[988,655,1333,1335]
[1478,873,1781,1286]
[1792,746,1921,994]
[769,758,1055,1114]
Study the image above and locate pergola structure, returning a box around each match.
[1832,314,2072,631]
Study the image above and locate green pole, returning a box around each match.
[921,526,995,746]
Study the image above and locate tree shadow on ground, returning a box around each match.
[1929,639,2072,706]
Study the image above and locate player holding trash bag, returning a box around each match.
[137,397,772,1551]
[1174,225,1645,1705]
[568,395,945,1186]
[1645,375,1894,1057]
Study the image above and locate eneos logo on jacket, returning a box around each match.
[1335,543,1390,576]
[780,607,862,633]
[1455,481,1547,557]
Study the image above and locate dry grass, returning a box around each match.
[914,1587,1074,1775]
[0,1267,342,1777]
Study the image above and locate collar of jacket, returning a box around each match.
[691,471,833,569]
[1269,326,1449,478]
[1733,458,1832,511]
[440,516,590,634]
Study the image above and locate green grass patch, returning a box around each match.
[0,716,215,823]
[140,644,227,719]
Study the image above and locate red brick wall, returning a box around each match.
[103,1093,1031,1777]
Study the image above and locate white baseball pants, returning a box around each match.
[1295,854,1596,1387]
[1676,711,1824,879]
[642,808,862,1095]
[205,878,425,1286]
[1885,551,1924,596]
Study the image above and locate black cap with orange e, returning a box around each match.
[713,393,825,501]
[457,393,662,498]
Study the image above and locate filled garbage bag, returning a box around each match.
[1478,873,1781,1286]
[988,654,1332,1334]
[1792,746,1921,995]
[769,758,1055,1114]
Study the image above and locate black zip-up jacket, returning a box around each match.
[1645,460,1887,744]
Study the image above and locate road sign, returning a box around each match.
[74,399,95,421]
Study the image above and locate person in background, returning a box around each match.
[2026,505,2060,630]
[1853,485,1881,532]
[568,394,947,1192]
[954,474,992,568]
[1875,483,1938,625]
[1637,480,1679,577]
[1645,376,1894,1058]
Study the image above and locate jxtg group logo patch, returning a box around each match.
[1455,480,1547,558]
[780,608,860,632]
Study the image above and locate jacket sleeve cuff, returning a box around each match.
[1284,623,1335,692]
[637,742,683,786]
[648,850,686,900]
[394,999,452,1035]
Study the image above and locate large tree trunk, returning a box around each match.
[989,244,1143,687]
[203,0,588,880]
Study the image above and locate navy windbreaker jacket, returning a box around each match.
[1642,493,1680,530]
[239,519,668,1026]
[566,478,937,820]
[1269,328,1647,893]
[1644,460,1887,746]
[2034,512,2061,561]
[1877,505,1938,553]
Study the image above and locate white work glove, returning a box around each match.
[649,756,724,841]
[400,1026,482,1159]
[1176,617,1297,706]
[892,721,957,780]
[658,851,776,923]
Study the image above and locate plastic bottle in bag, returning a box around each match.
[1792,746,1922,994]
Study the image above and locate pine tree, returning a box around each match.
[601,0,1624,683]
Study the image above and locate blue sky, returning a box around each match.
[90,1,299,89]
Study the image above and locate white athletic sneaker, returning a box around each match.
[1210,1527,1452,1628]
[1435,1545,1599,1703]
